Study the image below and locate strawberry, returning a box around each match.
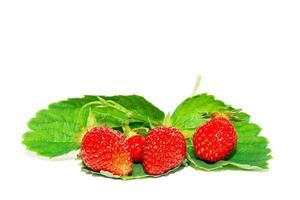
[80,126,132,176]
[193,115,237,162]
[127,134,145,162]
[142,127,187,175]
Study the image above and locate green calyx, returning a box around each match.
[123,123,149,138]
[200,110,242,122]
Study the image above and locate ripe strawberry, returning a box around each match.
[193,116,237,162]
[127,134,145,162]
[80,126,132,176]
[142,127,187,175]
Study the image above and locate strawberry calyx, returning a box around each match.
[200,110,241,122]
[211,111,231,119]
[123,123,137,138]
[122,122,148,138]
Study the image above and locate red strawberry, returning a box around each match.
[193,116,237,162]
[127,134,145,162]
[142,127,187,175]
[81,126,132,176]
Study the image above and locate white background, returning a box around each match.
[0,0,299,199]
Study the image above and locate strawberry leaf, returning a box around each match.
[171,93,271,170]
[23,95,164,158]
[81,162,185,180]
[100,95,164,127]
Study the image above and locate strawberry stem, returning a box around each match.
[191,75,202,97]
[163,112,172,127]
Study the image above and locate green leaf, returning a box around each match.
[22,97,91,158]
[23,95,165,158]
[171,93,230,132]
[100,95,164,127]
[79,95,165,128]
[171,93,271,170]
[81,162,186,180]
